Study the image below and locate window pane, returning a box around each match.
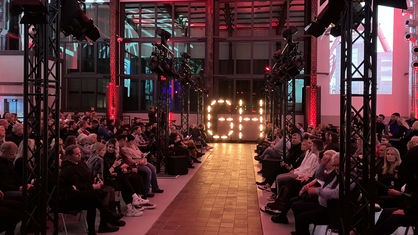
[97,4,110,39]
[125,3,140,39]
[97,42,110,74]
[252,80,265,110]
[80,43,95,72]
[190,2,206,37]
[123,79,139,111]
[140,80,154,111]
[173,3,189,37]
[140,43,153,74]
[236,80,251,106]
[218,79,233,99]
[235,42,251,59]
[125,42,139,75]
[157,4,172,37]
[236,60,251,74]
[141,4,156,37]
[253,59,269,74]
[65,43,79,73]
[97,78,109,110]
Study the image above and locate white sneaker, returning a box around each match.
[140,202,157,210]
[125,204,143,217]
[132,196,150,206]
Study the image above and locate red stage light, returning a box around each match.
[264,66,271,72]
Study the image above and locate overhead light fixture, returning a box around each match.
[377,0,408,9]
[10,0,47,24]
[405,19,417,27]
[60,0,100,42]
[405,32,417,42]
[412,60,418,71]
[412,45,418,55]
[305,0,346,37]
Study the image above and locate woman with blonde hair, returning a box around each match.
[381,147,402,176]
[376,147,403,208]
[86,142,106,180]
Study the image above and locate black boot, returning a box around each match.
[98,223,119,233]
[271,213,289,224]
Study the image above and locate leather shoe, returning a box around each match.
[153,189,164,193]
[256,181,267,185]
[271,214,289,224]
[98,223,119,233]
[193,159,202,163]
[146,193,155,198]
[109,219,126,227]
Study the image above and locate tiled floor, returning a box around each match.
[147,143,263,235]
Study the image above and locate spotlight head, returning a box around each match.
[412,60,418,71]
[155,28,171,44]
[305,0,346,38]
[377,0,407,10]
[282,26,298,42]
[405,32,417,43]
[305,22,327,38]
[11,0,47,24]
[181,52,191,59]
[60,0,100,41]
[412,46,418,56]
[405,19,417,27]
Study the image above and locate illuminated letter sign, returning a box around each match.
[207,99,264,140]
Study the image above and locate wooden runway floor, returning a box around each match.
[147,143,263,235]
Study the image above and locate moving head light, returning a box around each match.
[60,0,100,42]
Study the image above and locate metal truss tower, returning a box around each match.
[180,84,190,134]
[156,76,170,172]
[339,1,377,234]
[21,1,61,234]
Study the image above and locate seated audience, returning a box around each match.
[58,144,123,235]
[375,145,418,235]
[119,135,163,197]
[103,138,147,217]
[376,147,403,208]
[290,152,341,235]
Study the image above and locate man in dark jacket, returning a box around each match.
[0,142,25,235]
[58,145,122,235]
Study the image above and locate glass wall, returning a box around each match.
[121,1,207,112]
[214,0,305,113]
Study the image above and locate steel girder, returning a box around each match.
[339,0,377,234]
[22,1,61,234]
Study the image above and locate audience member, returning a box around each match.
[58,145,123,235]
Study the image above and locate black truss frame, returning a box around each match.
[22,1,61,234]
[339,0,377,234]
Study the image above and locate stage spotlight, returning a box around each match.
[60,0,100,42]
[412,46,418,56]
[282,26,298,43]
[412,60,418,71]
[10,0,47,24]
[305,0,346,37]
[377,0,407,9]
[156,28,171,45]
[402,7,414,16]
[405,19,417,27]
[405,32,417,42]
